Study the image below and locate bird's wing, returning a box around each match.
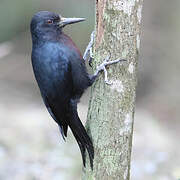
[43,96,68,139]
[38,53,73,139]
[70,57,91,98]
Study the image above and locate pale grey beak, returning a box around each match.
[58,16,86,27]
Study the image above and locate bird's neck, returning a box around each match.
[32,29,62,45]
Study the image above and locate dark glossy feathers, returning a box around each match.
[31,11,94,169]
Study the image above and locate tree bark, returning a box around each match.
[82,0,143,179]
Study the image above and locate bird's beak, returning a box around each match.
[58,16,85,27]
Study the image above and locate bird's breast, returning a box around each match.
[32,42,72,96]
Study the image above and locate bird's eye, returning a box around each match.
[47,19,53,24]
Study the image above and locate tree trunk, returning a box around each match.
[82,0,143,179]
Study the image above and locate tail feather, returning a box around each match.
[73,134,86,166]
[68,100,94,169]
[70,119,94,169]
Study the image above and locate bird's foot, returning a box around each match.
[84,32,126,84]
[83,31,95,66]
[94,55,126,85]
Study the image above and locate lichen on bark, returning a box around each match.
[82,0,143,179]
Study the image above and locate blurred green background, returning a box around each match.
[0,0,180,180]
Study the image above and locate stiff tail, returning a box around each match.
[68,100,94,169]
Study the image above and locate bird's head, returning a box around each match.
[30,11,85,40]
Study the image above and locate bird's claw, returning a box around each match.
[94,56,126,85]
[89,57,93,67]
[83,31,95,64]
[84,32,126,84]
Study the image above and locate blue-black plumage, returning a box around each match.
[30,11,95,169]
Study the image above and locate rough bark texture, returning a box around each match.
[82,0,143,179]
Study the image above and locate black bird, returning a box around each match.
[30,11,96,169]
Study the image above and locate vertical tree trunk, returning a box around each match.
[82,0,143,179]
